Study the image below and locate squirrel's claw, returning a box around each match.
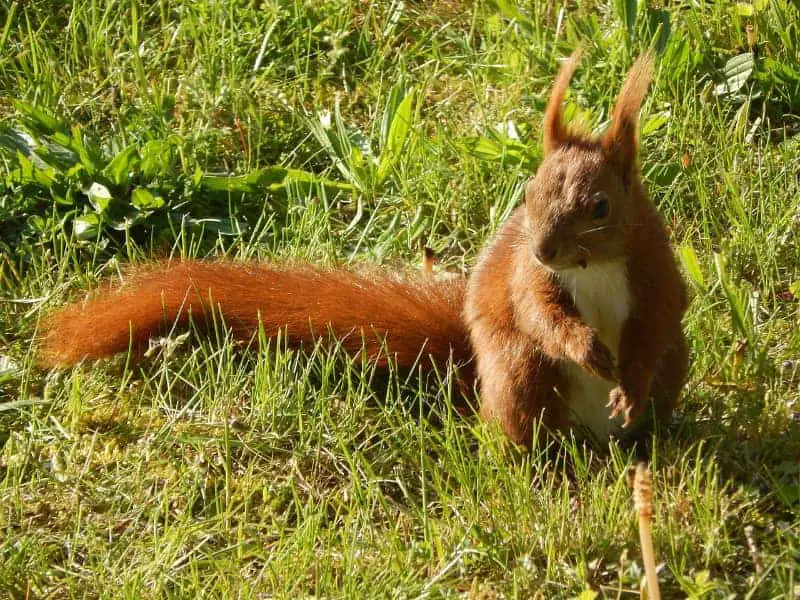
[607,386,643,427]
[580,335,617,382]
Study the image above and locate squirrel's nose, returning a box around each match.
[533,242,558,265]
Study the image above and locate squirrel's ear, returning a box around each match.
[602,51,655,180]
[542,50,582,155]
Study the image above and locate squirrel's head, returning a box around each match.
[525,51,654,271]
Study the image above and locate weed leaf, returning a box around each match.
[715,53,755,96]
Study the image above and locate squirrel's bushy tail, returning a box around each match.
[38,260,473,378]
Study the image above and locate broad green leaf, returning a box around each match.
[12,100,69,136]
[103,145,141,186]
[31,164,58,187]
[679,245,706,292]
[106,208,145,231]
[85,182,113,213]
[615,0,637,37]
[200,167,354,194]
[53,188,75,206]
[66,162,86,178]
[350,145,366,170]
[380,81,407,148]
[73,213,101,240]
[284,169,354,192]
[386,88,415,158]
[661,36,690,76]
[131,187,164,210]
[714,53,754,96]
[641,111,670,135]
[377,87,415,184]
[9,102,101,174]
[140,138,178,178]
[70,126,103,174]
[492,0,527,23]
[199,173,258,193]
[459,132,537,168]
[648,8,671,54]
[14,152,35,182]
[463,136,503,160]
[9,150,58,186]
[200,167,289,192]
[764,58,800,86]
[34,143,80,174]
[308,110,358,186]
[349,128,374,163]
[0,126,35,156]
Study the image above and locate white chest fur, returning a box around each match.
[557,260,631,441]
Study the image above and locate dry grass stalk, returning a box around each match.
[633,462,661,600]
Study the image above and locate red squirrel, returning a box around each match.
[38,51,688,446]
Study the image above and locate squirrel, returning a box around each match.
[37,51,689,447]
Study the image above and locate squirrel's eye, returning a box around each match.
[591,194,610,220]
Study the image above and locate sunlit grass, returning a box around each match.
[1,0,799,597]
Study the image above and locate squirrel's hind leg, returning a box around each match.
[472,328,566,447]
[650,334,690,424]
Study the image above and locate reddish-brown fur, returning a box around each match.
[39,261,473,377]
[464,51,688,444]
[38,52,688,447]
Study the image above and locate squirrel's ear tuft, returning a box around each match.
[602,51,655,179]
[542,50,582,155]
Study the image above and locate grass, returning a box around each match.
[1,0,799,597]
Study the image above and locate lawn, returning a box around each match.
[1,0,799,597]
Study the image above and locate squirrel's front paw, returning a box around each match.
[607,386,645,427]
[571,330,616,381]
